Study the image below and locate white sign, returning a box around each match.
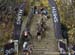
[52,7,58,23]
[16,9,23,24]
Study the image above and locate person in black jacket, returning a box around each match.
[22,30,32,42]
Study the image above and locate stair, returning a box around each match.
[30,14,59,55]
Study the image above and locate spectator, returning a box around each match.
[34,6,39,14]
